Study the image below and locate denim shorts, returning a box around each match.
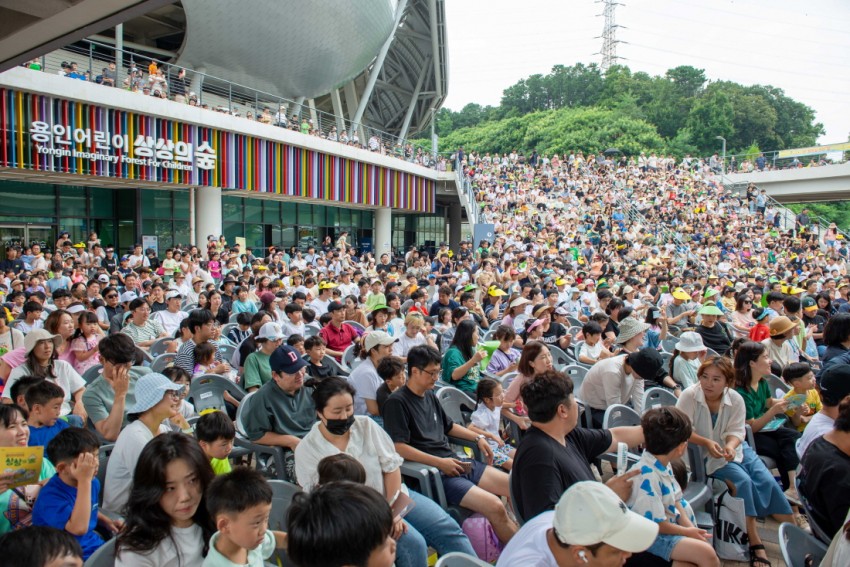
[440,459,486,505]
[646,533,683,561]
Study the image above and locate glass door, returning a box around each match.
[26,226,53,249]
[0,225,26,249]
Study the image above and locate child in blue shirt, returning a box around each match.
[625,407,718,567]
[25,380,70,448]
[32,428,122,560]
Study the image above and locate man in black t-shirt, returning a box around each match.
[384,345,518,544]
[511,370,642,522]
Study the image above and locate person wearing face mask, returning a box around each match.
[294,376,475,567]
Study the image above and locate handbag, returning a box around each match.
[713,479,750,562]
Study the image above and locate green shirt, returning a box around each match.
[736,378,771,421]
[242,351,272,390]
[210,457,232,475]
[441,346,480,395]
[81,366,151,432]
[241,381,316,442]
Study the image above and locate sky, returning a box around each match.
[442,0,850,145]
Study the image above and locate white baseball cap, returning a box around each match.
[553,481,658,552]
[364,330,397,352]
[165,290,183,301]
[257,322,285,341]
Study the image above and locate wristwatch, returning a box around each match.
[475,434,486,442]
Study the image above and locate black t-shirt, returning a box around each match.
[376,383,391,416]
[306,361,336,380]
[237,336,257,368]
[150,300,167,313]
[695,323,732,356]
[803,313,827,347]
[511,425,612,521]
[383,386,454,459]
[799,436,850,536]
[541,322,567,345]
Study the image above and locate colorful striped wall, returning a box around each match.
[0,88,434,213]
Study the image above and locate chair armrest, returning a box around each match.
[399,461,446,508]
[234,437,287,480]
[448,435,483,462]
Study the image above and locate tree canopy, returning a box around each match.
[431,63,824,158]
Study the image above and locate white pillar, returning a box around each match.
[189,188,196,245]
[195,186,222,251]
[449,204,462,251]
[375,208,392,260]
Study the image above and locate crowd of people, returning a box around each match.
[1,142,850,566]
[23,57,445,171]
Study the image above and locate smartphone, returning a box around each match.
[460,460,473,474]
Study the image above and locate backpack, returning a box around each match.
[461,513,503,562]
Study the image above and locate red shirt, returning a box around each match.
[320,322,360,359]
[749,323,770,343]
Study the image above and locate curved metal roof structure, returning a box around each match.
[176,0,397,100]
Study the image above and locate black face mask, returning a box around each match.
[324,415,355,436]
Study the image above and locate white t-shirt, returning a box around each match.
[294,416,403,493]
[579,340,603,362]
[347,358,380,416]
[797,411,834,460]
[392,332,426,358]
[103,420,169,515]
[154,309,188,337]
[0,328,24,355]
[115,523,204,567]
[4,360,85,416]
[496,511,558,567]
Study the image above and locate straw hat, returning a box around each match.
[616,317,650,344]
[769,316,797,337]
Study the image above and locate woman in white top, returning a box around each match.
[103,373,183,516]
[676,355,793,567]
[115,433,214,567]
[0,313,23,358]
[2,329,85,419]
[294,377,474,567]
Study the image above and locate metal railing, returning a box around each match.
[454,161,481,225]
[701,148,847,174]
[717,172,850,257]
[30,39,441,168]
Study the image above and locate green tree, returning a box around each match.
[685,89,734,153]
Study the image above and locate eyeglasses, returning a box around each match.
[106,294,118,299]
[420,368,441,378]
[166,390,181,399]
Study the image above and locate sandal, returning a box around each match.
[749,544,772,567]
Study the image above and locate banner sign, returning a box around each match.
[777,142,850,159]
[473,223,496,250]
[0,88,434,213]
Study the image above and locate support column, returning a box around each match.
[115,24,123,67]
[343,81,365,143]
[350,0,409,136]
[292,96,306,120]
[189,66,205,101]
[189,188,196,245]
[330,89,346,134]
[308,98,319,131]
[448,204,462,252]
[398,57,430,141]
[195,186,222,250]
[375,208,392,261]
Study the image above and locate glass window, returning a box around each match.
[263,200,281,224]
[350,211,361,228]
[362,211,373,228]
[142,219,173,249]
[174,220,191,248]
[223,222,242,246]
[326,207,338,227]
[245,223,265,249]
[312,206,325,226]
[338,209,351,226]
[0,182,55,216]
[282,203,297,224]
[174,191,190,220]
[90,188,114,218]
[141,190,172,219]
[279,226,296,248]
[61,186,87,218]
[244,198,263,224]
[297,204,312,225]
[222,196,243,223]
[60,218,87,245]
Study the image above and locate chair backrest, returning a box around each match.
[704,347,719,358]
[660,337,680,354]
[547,344,571,370]
[481,328,496,343]
[84,536,116,567]
[508,471,525,526]
[659,351,673,368]
[220,322,238,339]
[149,336,173,357]
[768,374,791,397]
[188,374,247,413]
[572,340,589,365]
[228,312,240,324]
[687,442,708,484]
[96,444,115,506]
[235,391,256,438]
[436,386,477,426]
[268,479,302,532]
[304,325,319,338]
[563,365,588,391]
[321,355,350,377]
[217,343,236,362]
[181,302,198,313]
[602,404,641,429]
[642,387,678,413]
[343,320,365,332]
[82,364,104,384]
[151,352,177,373]
[400,299,413,315]
[435,552,491,567]
[500,371,518,390]
[778,522,828,567]
[566,325,582,339]
[566,316,582,328]
[342,344,359,371]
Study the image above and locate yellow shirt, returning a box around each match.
[210,457,232,475]
[784,388,822,432]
